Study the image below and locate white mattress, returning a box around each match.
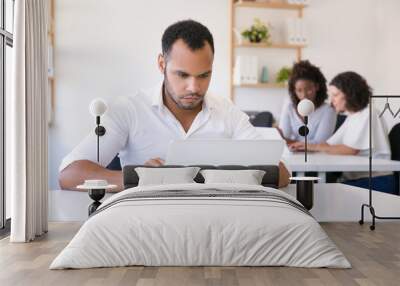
[50,183,350,269]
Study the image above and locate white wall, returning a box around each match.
[374,0,400,130]
[49,0,400,189]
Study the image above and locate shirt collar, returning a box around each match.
[151,81,215,112]
[151,81,164,111]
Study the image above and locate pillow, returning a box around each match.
[200,169,266,185]
[135,167,200,186]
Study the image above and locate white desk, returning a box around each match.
[282,152,400,183]
[281,183,400,222]
[255,127,283,140]
[49,184,400,223]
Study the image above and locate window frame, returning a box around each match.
[0,0,14,233]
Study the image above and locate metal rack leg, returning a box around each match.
[359,203,367,225]
[369,206,376,231]
[359,202,400,230]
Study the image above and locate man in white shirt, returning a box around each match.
[59,20,290,191]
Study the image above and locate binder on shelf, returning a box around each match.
[233,55,259,85]
[286,18,307,45]
[286,18,296,45]
[233,55,243,85]
[249,56,258,84]
[299,19,308,45]
[287,0,309,5]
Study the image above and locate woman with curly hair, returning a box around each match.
[291,71,392,191]
[291,71,390,157]
[279,60,336,146]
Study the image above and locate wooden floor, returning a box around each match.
[1,222,400,286]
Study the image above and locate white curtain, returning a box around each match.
[9,0,49,242]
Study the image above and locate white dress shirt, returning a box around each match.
[279,101,337,144]
[327,106,391,180]
[327,106,390,159]
[59,83,263,171]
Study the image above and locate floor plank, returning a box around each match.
[0,222,399,286]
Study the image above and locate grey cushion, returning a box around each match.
[200,169,266,185]
[135,167,200,186]
[123,165,279,189]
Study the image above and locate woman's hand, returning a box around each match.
[289,142,326,152]
[288,141,306,151]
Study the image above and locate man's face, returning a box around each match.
[158,39,213,110]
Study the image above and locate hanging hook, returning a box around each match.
[379,97,395,118]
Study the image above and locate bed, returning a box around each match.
[50,165,350,269]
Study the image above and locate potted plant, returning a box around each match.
[276,66,292,84]
[241,18,270,43]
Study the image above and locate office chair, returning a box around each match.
[389,123,400,195]
[107,155,122,171]
[334,114,347,132]
[246,111,274,127]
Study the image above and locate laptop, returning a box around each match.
[165,139,284,166]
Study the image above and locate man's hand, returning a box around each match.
[144,157,165,166]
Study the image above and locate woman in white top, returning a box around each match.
[278,60,336,146]
[291,72,392,191]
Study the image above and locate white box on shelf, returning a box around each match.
[286,18,307,45]
[249,56,259,84]
[243,56,250,84]
[234,55,259,85]
[286,18,297,45]
[294,18,302,44]
[233,56,242,85]
[299,19,308,45]
[288,0,308,4]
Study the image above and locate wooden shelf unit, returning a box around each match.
[229,0,307,101]
[235,82,287,89]
[48,0,55,114]
[234,0,307,13]
[236,41,306,49]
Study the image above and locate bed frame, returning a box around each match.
[84,165,280,215]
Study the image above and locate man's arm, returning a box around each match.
[278,161,290,188]
[59,160,123,192]
[58,97,135,191]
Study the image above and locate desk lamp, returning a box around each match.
[79,99,116,216]
[297,98,314,162]
[89,98,107,162]
[290,99,319,210]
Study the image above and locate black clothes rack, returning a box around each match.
[359,95,400,230]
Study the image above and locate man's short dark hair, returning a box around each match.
[288,60,327,108]
[330,71,371,112]
[162,19,214,58]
